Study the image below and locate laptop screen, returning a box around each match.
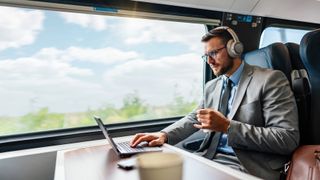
[94,116,120,155]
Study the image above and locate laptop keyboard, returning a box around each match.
[117,141,145,152]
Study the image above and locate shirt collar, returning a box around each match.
[223,61,244,86]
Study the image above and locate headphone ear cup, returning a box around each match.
[226,39,237,58]
[227,40,243,58]
[233,41,244,57]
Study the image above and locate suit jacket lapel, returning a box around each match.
[228,63,254,119]
[211,77,223,110]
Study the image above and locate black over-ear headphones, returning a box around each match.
[210,26,244,58]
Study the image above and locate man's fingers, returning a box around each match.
[131,135,148,147]
[197,114,210,125]
[194,123,210,130]
[130,133,145,146]
[197,109,209,114]
[149,139,163,147]
[131,135,155,147]
[197,119,209,125]
[193,123,203,129]
[197,114,209,120]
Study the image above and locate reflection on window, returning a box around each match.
[0,6,205,136]
[259,27,310,48]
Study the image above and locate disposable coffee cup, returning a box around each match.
[137,152,183,180]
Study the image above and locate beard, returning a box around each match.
[212,57,234,76]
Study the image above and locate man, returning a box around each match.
[130,27,299,180]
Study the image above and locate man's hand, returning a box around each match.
[130,132,167,147]
[194,108,230,133]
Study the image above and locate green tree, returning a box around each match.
[119,91,147,120]
[168,84,198,116]
[169,95,197,116]
[20,107,65,131]
[87,91,148,123]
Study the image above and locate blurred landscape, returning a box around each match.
[0,92,197,136]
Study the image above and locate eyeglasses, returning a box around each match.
[201,46,226,62]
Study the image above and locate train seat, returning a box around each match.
[299,28,320,144]
[286,42,311,145]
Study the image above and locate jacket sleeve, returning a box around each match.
[227,70,300,155]
[161,97,204,145]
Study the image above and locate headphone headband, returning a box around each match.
[211,26,240,43]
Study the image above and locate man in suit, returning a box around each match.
[130,27,299,179]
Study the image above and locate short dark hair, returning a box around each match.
[201,28,233,45]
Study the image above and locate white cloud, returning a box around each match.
[0,55,100,116]
[0,57,93,80]
[118,18,205,51]
[0,77,106,116]
[0,6,44,51]
[0,57,96,115]
[0,45,142,116]
[103,53,203,106]
[59,12,108,31]
[33,46,139,64]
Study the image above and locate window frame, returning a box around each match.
[0,0,221,152]
[0,117,181,152]
[262,18,319,34]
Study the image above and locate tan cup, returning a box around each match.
[137,152,183,180]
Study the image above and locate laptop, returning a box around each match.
[94,116,162,157]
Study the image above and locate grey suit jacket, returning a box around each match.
[162,63,299,180]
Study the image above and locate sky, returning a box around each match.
[0,6,205,116]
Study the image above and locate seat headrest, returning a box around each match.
[300,29,320,72]
[285,42,305,70]
[243,42,292,81]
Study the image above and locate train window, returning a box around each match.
[259,27,310,48]
[0,6,205,136]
